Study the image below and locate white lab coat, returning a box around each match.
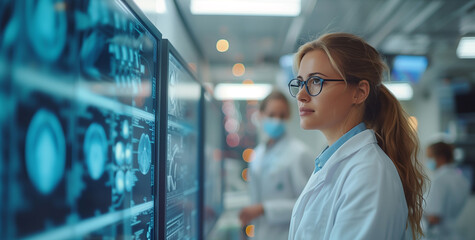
[289,129,408,240]
[248,134,314,240]
[424,164,470,240]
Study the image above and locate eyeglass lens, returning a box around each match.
[288,78,322,97]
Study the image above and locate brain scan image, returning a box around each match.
[25,109,66,195]
[84,123,108,180]
[26,0,67,62]
[138,133,151,175]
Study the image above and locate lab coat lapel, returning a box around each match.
[296,130,377,198]
[292,130,377,220]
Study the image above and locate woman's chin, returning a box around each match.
[299,122,313,130]
[300,119,320,130]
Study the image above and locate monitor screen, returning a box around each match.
[164,43,202,240]
[203,96,224,236]
[0,0,160,239]
[391,55,428,83]
[454,88,475,115]
[457,163,475,193]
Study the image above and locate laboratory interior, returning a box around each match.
[1,0,475,239]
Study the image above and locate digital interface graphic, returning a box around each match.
[165,50,202,240]
[0,0,159,239]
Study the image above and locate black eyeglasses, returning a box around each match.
[288,76,345,97]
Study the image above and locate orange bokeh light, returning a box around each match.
[232,63,245,77]
[245,225,255,237]
[216,39,229,52]
[241,168,248,182]
[242,79,254,84]
[242,148,254,163]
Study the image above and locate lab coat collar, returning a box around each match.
[251,134,292,173]
[314,122,367,172]
[265,133,289,150]
[300,129,377,196]
[434,163,456,177]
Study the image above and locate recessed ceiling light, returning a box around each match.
[134,0,167,14]
[384,82,413,101]
[191,0,301,16]
[457,37,475,59]
[215,84,272,100]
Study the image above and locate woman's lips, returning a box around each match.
[299,107,315,116]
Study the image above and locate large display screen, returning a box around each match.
[0,0,160,239]
[202,94,224,237]
[163,41,202,240]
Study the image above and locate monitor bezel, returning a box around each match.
[202,90,225,237]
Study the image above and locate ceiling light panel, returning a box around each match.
[384,83,413,101]
[191,0,301,16]
[457,37,475,59]
[214,84,272,100]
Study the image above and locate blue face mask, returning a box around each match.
[426,158,437,171]
[262,118,286,139]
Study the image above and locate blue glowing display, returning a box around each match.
[0,0,160,239]
[391,55,428,83]
[164,43,202,240]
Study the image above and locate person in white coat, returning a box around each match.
[287,33,427,240]
[239,91,314,240]
[424,141,470,240]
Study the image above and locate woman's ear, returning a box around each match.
[353,80,370,104]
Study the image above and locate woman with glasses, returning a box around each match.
[287,33,426,240]
[239,91,313,240]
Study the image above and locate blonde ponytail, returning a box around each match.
[369,85,425,239]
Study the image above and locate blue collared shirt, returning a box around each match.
[314,122,367,173]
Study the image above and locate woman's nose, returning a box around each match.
[296,86,310,103]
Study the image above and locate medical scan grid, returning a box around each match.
[0,0,160,239]
[161,41,202,240]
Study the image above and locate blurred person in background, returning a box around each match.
[239,90,313,240]
[287,33,427,240]
[424,141,470,240]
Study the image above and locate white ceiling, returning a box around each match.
[174,0,475,84]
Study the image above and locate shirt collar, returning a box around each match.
[314,122,367,173]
